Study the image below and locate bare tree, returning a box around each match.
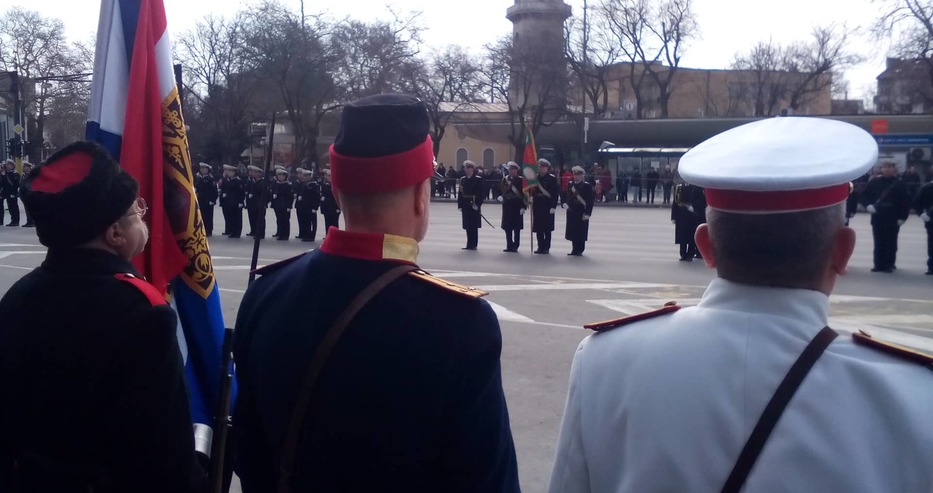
[240,0,337,164]
[402,45,484,156]
[177,14,259,164]
[565,12,622,118]
[0,7,88,161]
[482,35,569,162]
[329,11,424,100]
[598,0,697,119]
[874,0,933,82]
[732,25,861,115]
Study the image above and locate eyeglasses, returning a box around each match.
[122,197,148,219]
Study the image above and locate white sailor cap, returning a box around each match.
[463,160,476,168]
[198,162,211,169]
[247,165,262,172]
[678,117,877,213]
[537,158,551,167]
[507,161,520,170]
[572,166,585,174]
[222,164,237,171]
[275,166,288,174]
[298,168,313,175]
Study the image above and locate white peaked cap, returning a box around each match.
[678,117,878,213]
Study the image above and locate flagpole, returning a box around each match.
[529,196,534,254]
[248,113,276,285]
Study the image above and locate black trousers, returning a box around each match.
[465,228,478,249]
[223,205,242,237]
[571,239,586,254]
[504,229,521,251]
[535,231,552,252]
[247,205,265,238]
[296,208,307,238]
[926,224,933,272]
[199,202,214,236]
[324,213,340,234]
[662,184,673,204]
[617,188,628,203]
[646,185,656,204]
[634,186,642,202]
[871,220,900,270]
[274,207,290,240]
[4,198,19,225]
[679,242,698,260]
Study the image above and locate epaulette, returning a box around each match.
[251,251,311,277]
[408,269,488,299]
[113,273,167,307]
[584,301,681,332]
[852,330,933,370]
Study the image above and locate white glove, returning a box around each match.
[561,203,568,209]
[549,208,556,214]
[222,193,228,198]
[897,219,905,226]
[248,193,254,199]
[672,219,676,224]
[583,214,590,221]
[336,209,341,213]
[497,196,504,203]
[921,212,930,223]
[520,208,526,215]
[458,208,462,212]
[287,208,292,212]
[272,194,277,199]
[471,204,478,211]
[298,197,303,201]
[209,202,215,206]
[867,204,877,214]
[687,205,694,213]
[238,204,244,209]
[312,209,317,213]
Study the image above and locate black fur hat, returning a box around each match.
[22,141,138,249]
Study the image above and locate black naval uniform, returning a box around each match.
[915,180,933,274]
[0,248,205,493]
[859,175,911,271]
[321,181,340,235]
[563,179,595,255]
[531,172,560,253]
[458,174,485,249]
[244,176,268,238]
[499,175,526,252]
[233,229,520,492]
[194,172,218,236]
[271,178,294,241]
[671,183,707,260]
[2,169,21,226]
[295,179,321,241]
[220,174,245,238]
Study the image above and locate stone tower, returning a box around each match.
[506,0,572,106]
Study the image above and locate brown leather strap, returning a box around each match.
[277,264,417,493]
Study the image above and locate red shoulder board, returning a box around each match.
[114,273,167,307]
[584,302,681,332]
[853,330,933,369]
[251,251,310,277]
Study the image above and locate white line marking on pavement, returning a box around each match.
[0,264,33,271]
[476,282,675,292]
[0,251,46,260]
[219,288,246,294]
[485,300,535,323]
[212,265,255,271]
[0,243,43,248]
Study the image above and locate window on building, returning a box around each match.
[456,148,468,168]
[483,148,494,167]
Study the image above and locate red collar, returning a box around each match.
[319,228,419,264]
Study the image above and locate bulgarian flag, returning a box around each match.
[521,127,539,192]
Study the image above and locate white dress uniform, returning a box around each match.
[548,279,933,493]
[548,117,933,493]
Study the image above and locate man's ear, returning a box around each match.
[102,221,128,250]
[694,224,717,268]
[830,226,856,276]
[414,178,429,217]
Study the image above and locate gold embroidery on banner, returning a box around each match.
[162,87,215,298]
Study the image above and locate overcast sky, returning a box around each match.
[26,0,891,100]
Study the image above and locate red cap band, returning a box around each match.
[329,136,435,194]
[31,152,94,193]
[705,183,850,212]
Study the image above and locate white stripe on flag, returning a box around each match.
[88,0,129,135]
[155,30,175,100]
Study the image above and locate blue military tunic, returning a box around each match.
[233,229,520,492]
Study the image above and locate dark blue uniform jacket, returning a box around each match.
[233,229,520,492]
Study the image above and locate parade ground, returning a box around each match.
[1,202,931,492]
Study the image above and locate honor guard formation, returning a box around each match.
[2,102,933,493]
